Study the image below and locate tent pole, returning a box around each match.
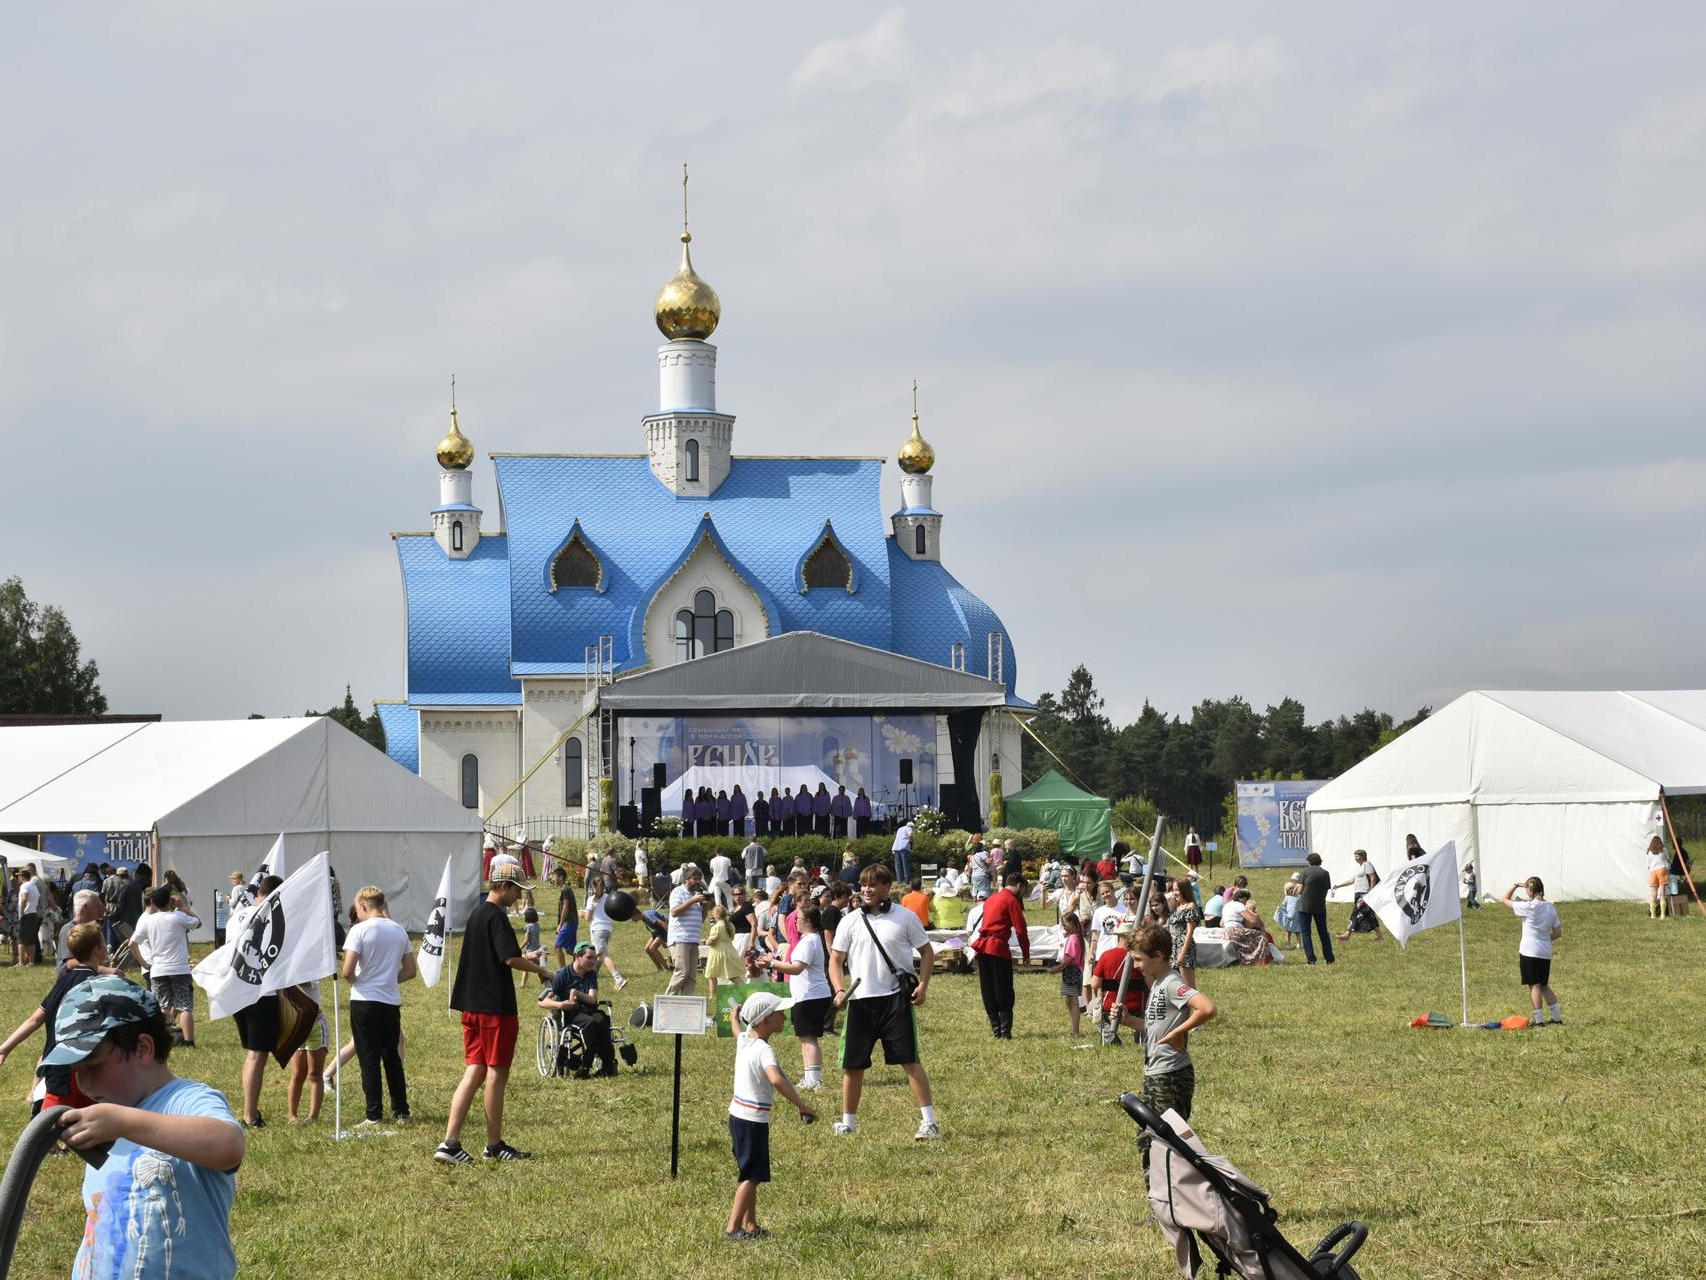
[1657,791,1704,913]
[331,972,343,1139]
[1457,913,1471,1027]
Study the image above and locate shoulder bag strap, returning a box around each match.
[858,909,908,981]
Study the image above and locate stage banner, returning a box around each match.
[43,832,151,870]
[1236,780,1326,867]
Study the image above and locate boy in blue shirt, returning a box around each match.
[47,975,245,1279]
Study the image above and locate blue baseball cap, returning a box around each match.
[43,976,161,1067]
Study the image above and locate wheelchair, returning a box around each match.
[536,1001,637,1078]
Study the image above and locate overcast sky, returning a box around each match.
[6,5,1705,729]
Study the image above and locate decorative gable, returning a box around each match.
[546,522,607,594]
[798,521,856,594]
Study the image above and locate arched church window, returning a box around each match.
[802,534,853,590]
[460,753,479,809]
[914,525,926,556]
[452,521,464,552]
[675,590,735,662]
[685,439,700,482]
[564,738,584,809]
[549,530,601,591]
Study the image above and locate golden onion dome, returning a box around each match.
[898,384,934,474]
[654,232,720,341]
[436,406,474,470]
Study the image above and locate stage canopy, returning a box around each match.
[596,630,1010,712]
[0,718,482,934]
[1306,690,1706,902]
[1002,769,1112,857]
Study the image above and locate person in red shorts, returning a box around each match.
[435,856,554,1165]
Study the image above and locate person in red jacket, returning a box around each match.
[972,871,1030,1039]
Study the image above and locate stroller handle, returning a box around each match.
[1119,1092,1169,1135]
[1310,1221,1368,1275]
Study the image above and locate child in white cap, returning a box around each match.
[725,990,816,1241]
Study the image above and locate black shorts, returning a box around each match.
[1519,955,1552,987]
[729,1115,771,1183]
[17,914,39,946]
[234,993,281,1052]
[791,996,833,1038]
[839,991,918,1070]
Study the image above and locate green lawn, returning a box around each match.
[2,868,1700,1279]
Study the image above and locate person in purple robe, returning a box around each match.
[730,786,749,837]
[715,789,731,836]
[695,787,714,838]
[852,787,872,839]
[813,782,833,837]
[830,785,853,840]
[681,789,697,836]
[795,785,813,837]
[771,788,789,837]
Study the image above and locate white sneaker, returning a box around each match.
[614,974,628,990]
[913,1121,942,1141]
[832,1121,855,1136]
[798,1080,822,1091]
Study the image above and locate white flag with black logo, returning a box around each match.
[195,850,337,1019]
[417,855,455,988]
[247,832,286,897]
[1361,840,1461,948]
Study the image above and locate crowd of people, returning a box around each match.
[0,825,1600,1268]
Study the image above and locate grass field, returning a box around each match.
[1,868,1700,1279]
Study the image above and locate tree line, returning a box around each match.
[1019,664,1430,835]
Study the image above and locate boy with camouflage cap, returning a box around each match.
[47,974,245,1278]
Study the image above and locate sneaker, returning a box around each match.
[614,974,629,990]
[433,1141,473,1165]
[745,1226,771,1239]
[393,1114,412,1126]
[798,1080,822,1091]
[831,1121,855,1136]
[353,1118,382,1131]
[483,1141,533,1161]
[913,1121,942,1141]
[723,1229,751,1242]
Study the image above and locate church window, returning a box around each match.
[802,534,853,591]
[685,439,700,482]
[675,589,735,662]
[452,521,464,552]
[564,738,584,808]
[549,529,601,592]
[460,753,479,809]
[914,525,926,556]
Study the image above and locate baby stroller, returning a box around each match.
[536,1003,638,1078]
[1121,1094,1368,1279]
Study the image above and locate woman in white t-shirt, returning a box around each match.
[1501,876,1563,1026]
[581,875,628,990]
[762,905,833,1091]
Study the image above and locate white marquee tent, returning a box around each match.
[1305,691,1706,902]
[0,718,482,934]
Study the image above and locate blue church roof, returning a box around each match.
[394,533,521,706]
[492,455,895,673]
[389,455,1021,709]
[374,702,419,772]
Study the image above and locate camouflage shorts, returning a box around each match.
[1137,1065,1196,1173]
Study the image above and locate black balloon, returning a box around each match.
[603,889,638,922]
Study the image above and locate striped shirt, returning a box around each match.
[667,885,704,945]
[728,1034,778,1123]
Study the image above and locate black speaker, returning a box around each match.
[652,762,667,790]
[618,804,639,837]
[899,758,914,785]
[640,787,661,822]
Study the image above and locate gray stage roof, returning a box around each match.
[597,632,1009,712]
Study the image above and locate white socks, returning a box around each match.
[840,1113,856,1131]
[802,1066,821,1087]
[920,1105,937,1126]
[1549,1003,1561,1021]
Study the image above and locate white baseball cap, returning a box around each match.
[736,991,796,1029]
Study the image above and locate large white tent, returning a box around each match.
[0,718,482,934]
[1305,691,1706,902]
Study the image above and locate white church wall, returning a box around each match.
[642,534,770,665]
[419,710,522,826]
[521,680,593,820]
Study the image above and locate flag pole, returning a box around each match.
[331,971,343,1139]
[1457,913,1471,1027]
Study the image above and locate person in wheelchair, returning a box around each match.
[538,943,617,1078]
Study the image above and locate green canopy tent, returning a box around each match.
[1002,769,1112,858]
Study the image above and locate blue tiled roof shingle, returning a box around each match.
[374,702,419,772]
[395,533,521,705]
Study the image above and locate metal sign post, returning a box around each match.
[650,995,709,1179]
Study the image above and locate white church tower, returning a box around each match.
[892,384,941,562]
[645,166,735,498]
[432,383,481,559]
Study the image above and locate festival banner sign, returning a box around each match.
[1235,780,1326,867]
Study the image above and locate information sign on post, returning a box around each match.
[649,995,709,1179]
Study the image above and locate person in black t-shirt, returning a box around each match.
[0,922,106,1109]
[435,857,554,1165]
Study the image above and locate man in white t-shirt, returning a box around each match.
[130,886,201,1046]
[709,851,734,912]
[666,865,713,996]
[1087,879,1128,961]
[342,885,417,1125]
[1502,876,1563,1027]
[828,865,939,1140]
[17,868,44,966]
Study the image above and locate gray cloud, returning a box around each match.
[6,4,1705,734]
